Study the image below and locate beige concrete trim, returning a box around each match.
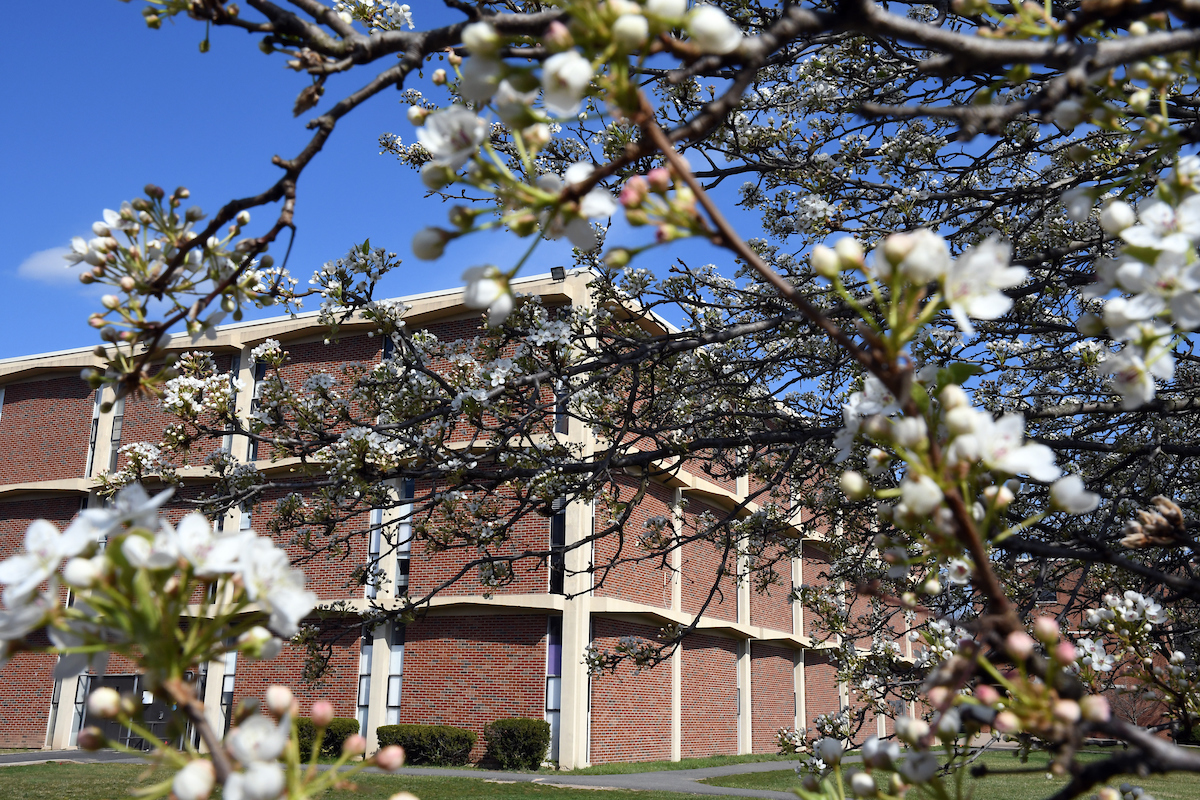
[0,480,92,501]
[49,674,81,750]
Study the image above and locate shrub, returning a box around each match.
[295,716,360,758]
[483,717,551,770]
[376,723,477,766]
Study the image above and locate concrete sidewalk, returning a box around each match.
[393,760,799,799]
[0,750,802,799]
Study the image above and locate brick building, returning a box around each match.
[0,269,891,766]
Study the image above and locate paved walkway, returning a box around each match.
[0,750,803,798]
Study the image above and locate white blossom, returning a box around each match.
[172,760,216,800]
[942,237,1027,335]
[613,13,650,49]
[458,57,503,104]
[1050,475,1100,514]
[1121,195,1200,252]
[416,106,486,169]
[946,558,971,585]
[1101,343,1174,409]
[687,5,742,55]
[239,537,318,638]
[462,265,514,325]
[0,519,95,605]
[646,0,687,21]
[227,713,290,765]
[900,474,944,516]
[542,51,593,117]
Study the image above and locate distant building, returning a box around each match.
[0,270,880,765]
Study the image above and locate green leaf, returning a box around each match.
[937,362,984,389]
[910,382,930,414]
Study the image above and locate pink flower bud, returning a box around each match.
[1006,631,1036,660]
[620,176,649,209]
[927,686,951,710]
[1052,699,1081,723]
[1033,616,1060,643]
[375,745,406,771]
[343,734,367,755]
[975,684,1000,706]
[992,710,1020,733]
[647,167,671,194]
[311,700,335,728]
[543,21,574,52]
[1080,695,1111,722]
[1054,642,1078,664]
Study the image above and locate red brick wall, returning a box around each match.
[401,614,546,761]
[0,631,56,748]
[118,354,233,469]
[681,632,738,758]
[0,375,93,483]
[593,477,673,609]
[803,649,840,733]
[751,643,794,754]
[800,543,833,638]
[232,618,359,720]
[590,618,671,763]
[408,480,555,598]
[749,548,792,633]
[681,499,738,622]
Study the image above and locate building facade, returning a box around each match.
[0,270,885,766]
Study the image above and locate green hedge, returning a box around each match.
[483,717,551,770]
[376,723,477,766]
[296,716,360,758]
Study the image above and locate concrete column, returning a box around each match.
[792,552,804,638]
[558,495,593,769]
[365,626,390,752]
[234,345,257,462]
[794,649,806,732]
[49,674,81,750]
[671,641,682,762]
[738,640,752,754]
[200,658,227,752]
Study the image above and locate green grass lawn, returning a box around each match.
[0,763,752,800]
[700,750,1200,800]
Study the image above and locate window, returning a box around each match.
[394,479,415,597]
[107,396,126,473]
[221,649,238,734]
[550,500,566,595]
[69,673,91,745]
[0,385,5,423]
[545,617,562,762]
[554,387,569,434]
[84,391,102,477]
[366,507,383,599]
[239,504,252,532]
[222,356,241,453]
[382,336,396,361]
[385,624,405,725]
[357,626,374,733]
[248,361,267,460]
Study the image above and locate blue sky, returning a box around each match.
[0,2,753,361]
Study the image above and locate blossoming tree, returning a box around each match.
[8,0,1200,798]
